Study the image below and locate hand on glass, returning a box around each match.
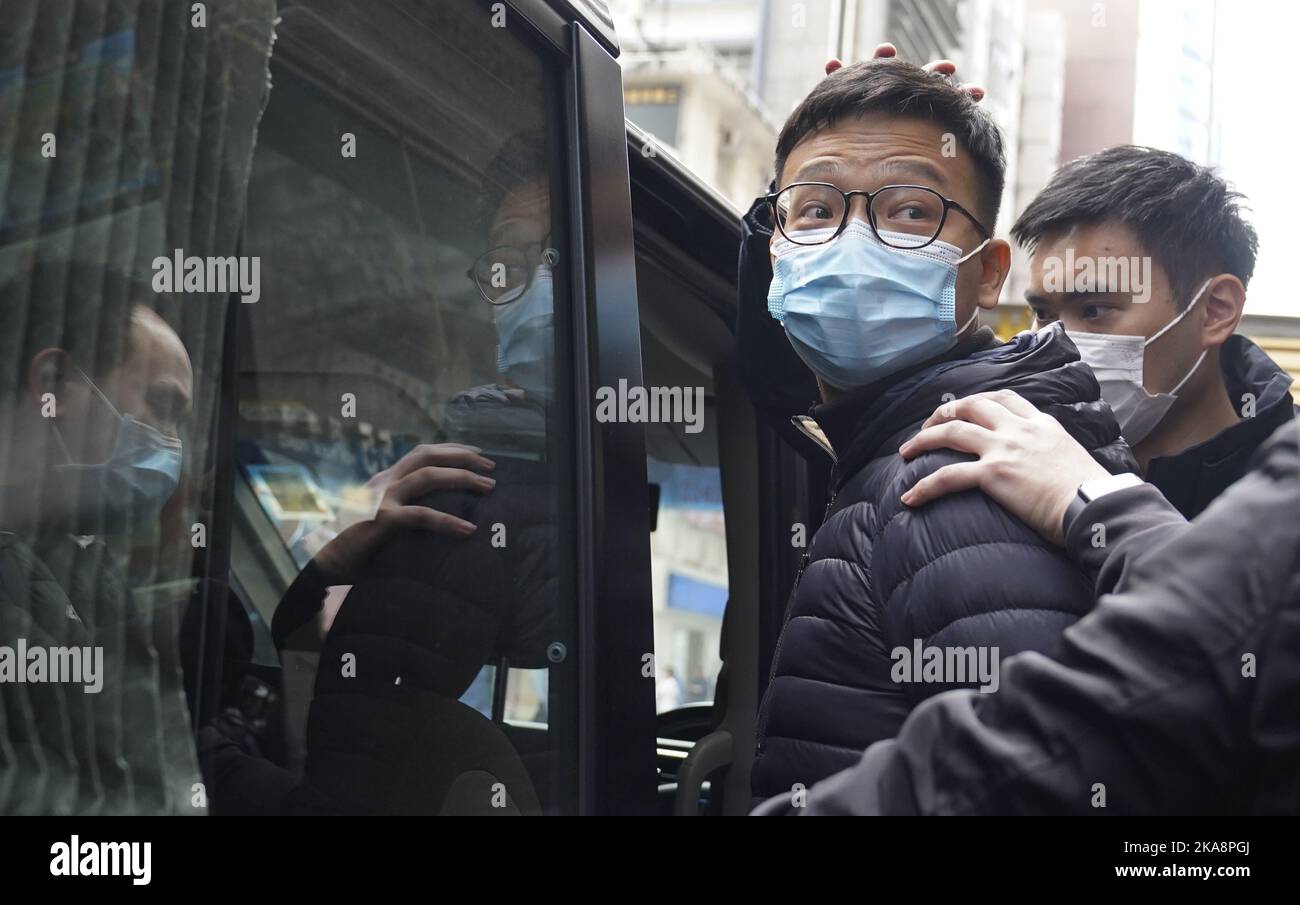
[311,442,497,584]
[825,42,985,102]
[897,390,1110,546]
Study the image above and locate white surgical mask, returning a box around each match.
[1067,278,1212,446]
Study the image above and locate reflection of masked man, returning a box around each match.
[491,261,554,401]
[0,272,199,815]
[448,173,556,458]
[270,162,560,815]
[49,364,182,537]
[442,173,557,659]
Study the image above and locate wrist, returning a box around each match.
[1061,472,1146,540]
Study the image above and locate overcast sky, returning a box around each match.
[1214,0,1294,318]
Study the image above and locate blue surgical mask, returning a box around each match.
[53,368,183,527]
[495,264,554,395]
[767,221,987,390]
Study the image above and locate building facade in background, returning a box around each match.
[610,0,1298,391]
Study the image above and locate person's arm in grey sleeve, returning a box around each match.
[1063,481,1187,594]
[758,414,1299,815]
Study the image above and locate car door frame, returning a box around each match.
[513,0,658,814]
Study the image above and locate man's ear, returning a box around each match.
[27,348,71,407]
[1200,274,1245,347]
[977,238,1012,310]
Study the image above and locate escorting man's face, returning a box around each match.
[1026,220,1242,398]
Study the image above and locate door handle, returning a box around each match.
[673,729,733,816]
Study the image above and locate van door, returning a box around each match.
[0,0,657,817]
[215,0,655,815]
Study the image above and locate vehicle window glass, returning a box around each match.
[230,0,576,815]
[0,1,276,814]
[646,408,727,712]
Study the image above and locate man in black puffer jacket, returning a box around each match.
[748,59,1137,805]
[754,403,1300,815]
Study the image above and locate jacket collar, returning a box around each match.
[805,326,999,462]
[1146,334,1297,513]
[798,323,1135,488]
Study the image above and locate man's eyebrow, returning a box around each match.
[786,157,950,189]
[874,157,949,186]
[787,159,848,184]
[1024,289,1128,306]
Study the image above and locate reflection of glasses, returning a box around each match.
[468,234,556,305]
[766,182,989,249]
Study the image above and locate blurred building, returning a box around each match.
[1039,0,1220,167]
[609,0,1295,390]
[996,0,1233,335]
[615,0,776,205]
[610,0,1051,215]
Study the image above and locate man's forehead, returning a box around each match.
[781,116,963,187]
[492,181,549,235]
[1029,222,1155,282]
[788,155,951,188]
[1033,221,1144,257]
[128,306,193,387]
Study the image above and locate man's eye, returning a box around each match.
[799,204,833,220]
[1032,309,1055,323]
[1082,305,1110,320]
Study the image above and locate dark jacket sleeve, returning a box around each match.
[1064,480,1188,594]
[271,558,331,651]
[762,417,1300,815]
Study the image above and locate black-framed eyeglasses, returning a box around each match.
[766,182,989,249]
[467,233,556,305]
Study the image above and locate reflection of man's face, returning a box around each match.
[484,180,555,400]
[484,179,551,317]
[56,306,193,464]
[489,180,550,260]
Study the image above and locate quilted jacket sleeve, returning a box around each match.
[873,447,1098,708]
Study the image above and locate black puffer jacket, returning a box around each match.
[1146,334,1298,519]
[750,323,1137,803]
[757,416,1300,816]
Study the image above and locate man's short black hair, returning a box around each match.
[1012,145,1259,307]
[773,58,1007,225]
[478,129,548,235]
[1,259,157,399]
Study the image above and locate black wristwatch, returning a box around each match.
[1062,473,1145,539]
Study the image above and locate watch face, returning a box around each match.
[1082,473,1143,502]
[1079,480,1106,503]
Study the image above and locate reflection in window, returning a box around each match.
[0,1,277,815]
[226,0,575,816]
